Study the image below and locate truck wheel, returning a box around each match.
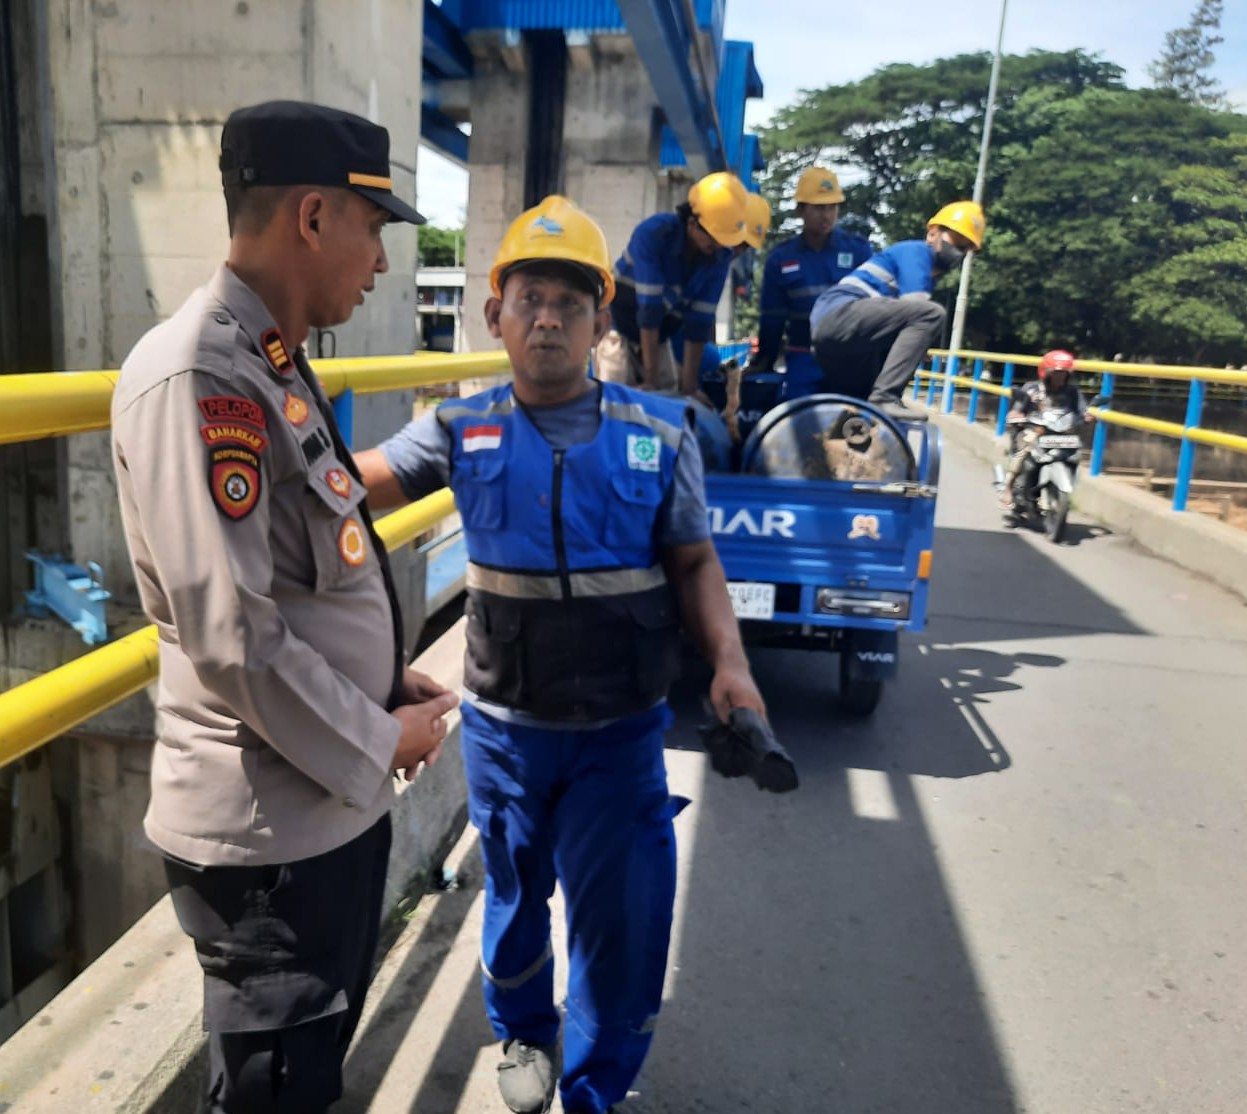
[838,654,883,716]
[1044,488,1071,543]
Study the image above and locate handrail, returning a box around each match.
[0,351,511,447]
[915,347,1247,513]
[0,488,458,767]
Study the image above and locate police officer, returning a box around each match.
[750,166,872,398]
[809,200,986,418]
[110,101,458,1112]
[355,195,767,1114]
[595,171,750,397]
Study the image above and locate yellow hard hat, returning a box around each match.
[742,192,772,249]
[489,195,616,306]
[793,166,846,205]
[687,172,749,247]
[928,200,986,250]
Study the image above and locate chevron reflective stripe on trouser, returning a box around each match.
[482,942,554,989]
[468,562,667,600]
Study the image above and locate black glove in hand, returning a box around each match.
[698,707,798,793]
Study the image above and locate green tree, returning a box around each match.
[757,50,1247,362]
[418,225,464,267]
[1149,0,1226,109]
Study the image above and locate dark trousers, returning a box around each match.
[812,297,946,401]
[164,815,393,1114]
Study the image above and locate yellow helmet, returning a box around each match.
[489,195,616,306]
[793,166,846,205]
[687,172,750,247]
[928,200,986,250]
[742,192,772,249]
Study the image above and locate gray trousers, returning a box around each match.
[812,297,946,401]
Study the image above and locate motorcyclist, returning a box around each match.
[1000,349,1094,513]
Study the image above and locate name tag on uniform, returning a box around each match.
[837,252,854,268]
[463,425,502,452]
[627,434,661,472]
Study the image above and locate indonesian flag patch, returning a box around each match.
[463,425,503,453]
[781,261,801,276]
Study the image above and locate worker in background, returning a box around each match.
[595,171,750,396]
[748,167,871,398]
[354,195,766,1114]
[809,200,985,419]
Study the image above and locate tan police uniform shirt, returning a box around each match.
[111,265,402,867]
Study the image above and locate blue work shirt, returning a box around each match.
[610,213,733,344]
[810,239,938,334]
[757,229,871,365]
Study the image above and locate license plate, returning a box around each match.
[727,581,775,620]
[1038,435,1081,448]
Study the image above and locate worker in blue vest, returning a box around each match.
[355,195,766,1114]
[748,167,872,398]
[810,200,986,419]
[596,171,750,397]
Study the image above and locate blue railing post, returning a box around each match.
[924,356,941,405]
[915,354,937,400]
[1089,372,1114,477]
[967,358,984,424]
[942,354,960,414]
[1173,379,1206,512]
[332,388,355,450]
[995,363,1015,436]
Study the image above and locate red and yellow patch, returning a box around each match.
[200,422,269,453]
[198,395,266,429]
[284,392,310,426]
[209,446,261,520]
[261,328,293,374]
[338,519,367,566]
[326,468,352,498]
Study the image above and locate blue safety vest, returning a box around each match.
[438,382,688,721]
[610,213,733,344]
[810,239,938,332]
[757,229,871,363]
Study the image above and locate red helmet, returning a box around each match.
[1038,349,1076,380]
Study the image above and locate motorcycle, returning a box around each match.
[995,406,1087,544]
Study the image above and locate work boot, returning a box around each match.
[497,1038,559,1114]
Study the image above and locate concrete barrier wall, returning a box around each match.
[0,621,470,1112]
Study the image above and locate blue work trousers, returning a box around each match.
[460,701,686,1114]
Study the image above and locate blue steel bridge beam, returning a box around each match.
[616,0,726,176]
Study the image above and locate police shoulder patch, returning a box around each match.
[199,395,267,429]
[261,328,294,375]
[209,445,262,520]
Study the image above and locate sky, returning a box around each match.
[414,0,1247,227]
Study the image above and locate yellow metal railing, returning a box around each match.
[0,352,503,766]
[0,351,511,446]
[916,348,1247,511]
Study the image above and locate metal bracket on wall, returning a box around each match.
[21,552,111,645]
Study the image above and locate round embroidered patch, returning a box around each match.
[210,451,261,520]
[326,468,352,498]
[338,519,367,566]
[284,392,310,426]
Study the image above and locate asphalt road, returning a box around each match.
[341,436,1247,1114]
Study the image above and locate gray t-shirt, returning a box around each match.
[378,383,710,546]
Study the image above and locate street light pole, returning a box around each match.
[942,0,1008,410]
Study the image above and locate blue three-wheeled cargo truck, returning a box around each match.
[693,372,940,716]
